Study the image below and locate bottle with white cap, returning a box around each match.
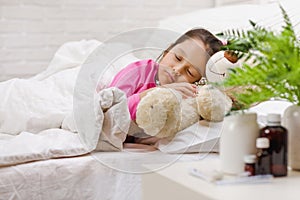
[244,154,256,176]
[255,137,272,175]
[260,113,288,177]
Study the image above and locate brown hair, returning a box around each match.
[164,28,223,57]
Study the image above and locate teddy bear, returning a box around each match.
[135,50,238,139]
[135,84,233,138]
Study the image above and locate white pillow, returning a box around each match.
[157,121,222,153]
[248,100,293,127]
[158,1,300,35]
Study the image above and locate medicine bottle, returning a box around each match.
[260,113,288,177]
[244,154,256,176]
[255,137,271,175]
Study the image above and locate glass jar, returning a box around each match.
[244,154,256,176]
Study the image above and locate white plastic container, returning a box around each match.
[283,105,300,170]
[220,112,259,175]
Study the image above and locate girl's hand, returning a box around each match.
[134,136,160,145]
[161,82,197,98]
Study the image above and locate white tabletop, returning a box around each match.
[142,155,300,200]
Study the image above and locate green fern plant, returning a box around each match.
[217,5,300,110]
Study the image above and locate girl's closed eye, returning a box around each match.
[174,54,182,61]
[187,68,194,77]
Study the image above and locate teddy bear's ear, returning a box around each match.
[205,50,240,83]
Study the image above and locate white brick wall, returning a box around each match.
[0,0,258,81]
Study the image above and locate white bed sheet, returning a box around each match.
[0,150,206,200]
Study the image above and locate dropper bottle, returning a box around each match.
[260,113,288,177]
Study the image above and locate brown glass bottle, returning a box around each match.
[255,137,272,175]
[260,113,288,177]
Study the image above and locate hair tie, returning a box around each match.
[221,40,228,46]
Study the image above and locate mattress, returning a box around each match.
[0,150,204,200]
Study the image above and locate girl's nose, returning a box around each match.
[172,68,180,76]
[172,64,184,76]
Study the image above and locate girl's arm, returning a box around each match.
[138,82,198,99]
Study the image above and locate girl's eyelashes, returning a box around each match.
[174,54,182,61]
[187,69,194,77]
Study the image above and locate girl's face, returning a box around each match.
[158,38,209,85]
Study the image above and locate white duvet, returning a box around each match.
[0,40,100,135]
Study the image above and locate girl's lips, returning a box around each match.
[165,70,175,82]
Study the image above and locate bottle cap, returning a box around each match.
[244,154,256,164]
[256,137,270,148]
[267,113,281,123]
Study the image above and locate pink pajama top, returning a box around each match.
[109,59,159,120]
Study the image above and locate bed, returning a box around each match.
[0,38,221,200]
[0,0,298,199]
